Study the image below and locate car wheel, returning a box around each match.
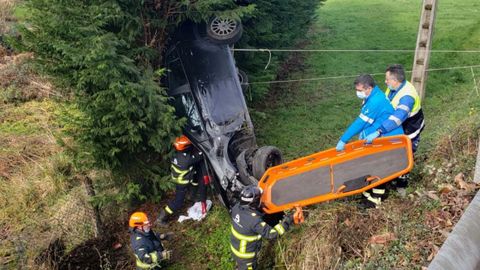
[252,146,283,180]
[237,69,249,93]
[206,16,243,45]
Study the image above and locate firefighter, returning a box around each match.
[156,135,207,226]
[129,212,173,269]
[230,185,298,270]
[365,64,425,189]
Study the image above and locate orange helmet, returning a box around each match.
[173,135,192,151]
[129,212,150,228]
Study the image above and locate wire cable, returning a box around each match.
[248,64,480,85]
[233,48,480,53]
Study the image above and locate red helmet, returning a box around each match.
[173,135,192,151]
[129,212,150,228]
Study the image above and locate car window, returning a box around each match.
[172,93,202,130]
[167,54,188,92]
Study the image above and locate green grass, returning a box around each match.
[13,5,28,20]
[168,206,235,269]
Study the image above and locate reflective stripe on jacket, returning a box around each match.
[230,204,291,260]
[170,149,203,185]
[385,81,425,138]
[340,86,403,143]
[385,81,421,117]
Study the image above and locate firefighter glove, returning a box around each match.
[160,250,172,260]
[365,131,380,144]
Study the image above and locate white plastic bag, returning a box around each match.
[177,200,212,223]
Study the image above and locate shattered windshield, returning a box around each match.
[180,41,246,126]
[171,93,202,130]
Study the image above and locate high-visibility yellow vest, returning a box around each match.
[385,81,422,117]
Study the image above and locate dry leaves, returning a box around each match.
[427,245,440,261]
[368,232,397,245]
[439,184,454,194]
[425,191,440,201]
[454,173,476,192]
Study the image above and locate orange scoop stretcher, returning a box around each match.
[259,135,413,214]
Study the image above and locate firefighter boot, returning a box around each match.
[155,209,170,227]
[396,173,409,188]
[358,191,379,209]
[359,185,387,209]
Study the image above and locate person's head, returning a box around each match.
[354,74,376,99]
[239,185,263,209]
[385,64,406,90]
[129,212,152,232]
[173,135,192,152]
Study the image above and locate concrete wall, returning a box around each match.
[428,191,480,270]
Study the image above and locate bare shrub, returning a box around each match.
[1,53,61,103]
[0,0,16,35]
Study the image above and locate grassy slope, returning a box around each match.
[252,0,480,269]
[0,101,96,267]
[255,0,480,159]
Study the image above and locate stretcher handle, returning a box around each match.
[293,206,304,224]
[366,175,381,182]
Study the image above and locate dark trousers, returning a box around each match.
[395,133,421,187]
[166,163,208,214]
[234,257,257,270]
[167,183,189,213]
[411,134,421,153]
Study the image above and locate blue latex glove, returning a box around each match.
[336,140,346,151]
[365,131,380,144]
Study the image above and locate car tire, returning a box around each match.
[237,69,249,93]
[252,146,283,180]
[205,16,243,45]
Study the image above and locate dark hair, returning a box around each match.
[354,74,376,88]
[386,64,406,82]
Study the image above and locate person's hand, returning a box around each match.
[293,207,304,225]
[336,140,346,151]
[161,250,172,260]
[365,131,380,144]
[160,232,174,241]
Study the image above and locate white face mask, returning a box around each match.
[356,91,367,99]
[143,226,151,233]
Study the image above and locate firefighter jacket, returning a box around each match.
[170,148,203,185]
[230,203,293,260]
[340,86,404,143]
[381,80,425,139]
[129,228,165,269]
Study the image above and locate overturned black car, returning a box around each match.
[164,19,282,208]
